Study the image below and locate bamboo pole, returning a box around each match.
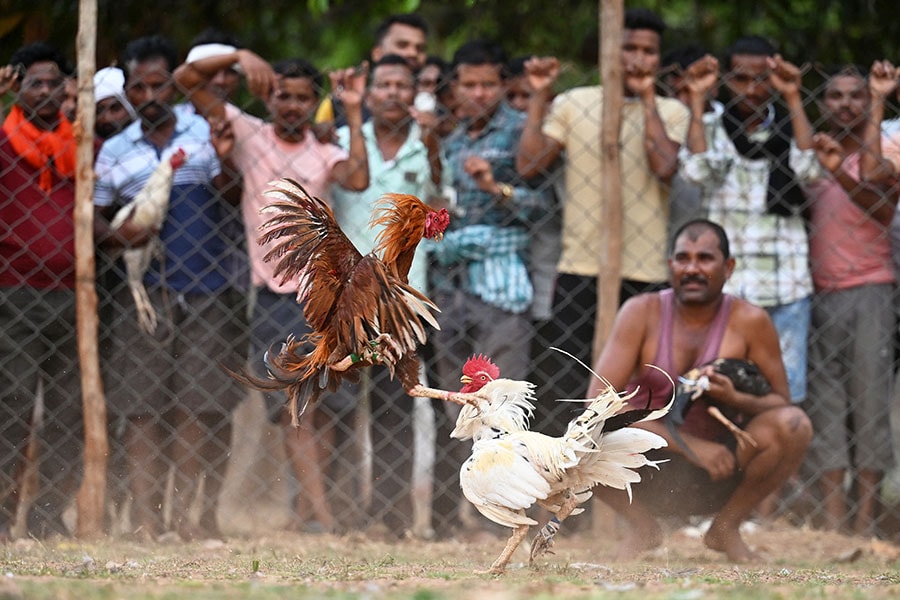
[592,0,624,362]
[74,0,107,538]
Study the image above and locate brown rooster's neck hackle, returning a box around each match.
[371,193,430,277]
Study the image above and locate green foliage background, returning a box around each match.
[0,0,895,74]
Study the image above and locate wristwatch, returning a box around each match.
[496,182,514,202]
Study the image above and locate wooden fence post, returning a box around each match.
[74,0,107,538]
[591,0,624,537]
[593,0,624,364]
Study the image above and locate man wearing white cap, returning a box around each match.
[184,42,241,107]
[94,66,135,140]
[182,29,244,116]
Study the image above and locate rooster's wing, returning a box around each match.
[326,254,439,366]
[258,178,363,332]
[460,437,550,528]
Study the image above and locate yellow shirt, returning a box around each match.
[542,86,689,281]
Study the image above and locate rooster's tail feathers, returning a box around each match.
[582,428,668,502]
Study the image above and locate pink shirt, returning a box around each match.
[807,139,899,291]
[225,104,347,293]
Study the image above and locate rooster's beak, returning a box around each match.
[434,232,444,242]
[460,374,473,385]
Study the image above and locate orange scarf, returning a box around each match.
[2,104,76,192]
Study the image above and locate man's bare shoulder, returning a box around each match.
[620,291,662,319]
[613,291,663,338]
[728,295,777,335]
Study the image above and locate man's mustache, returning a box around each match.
[680,275,707,285]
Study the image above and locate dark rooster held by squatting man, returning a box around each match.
[225,177,474,426]
[668,357,769,461]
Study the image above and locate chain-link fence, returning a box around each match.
[3,53,900,544]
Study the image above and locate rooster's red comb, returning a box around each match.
[462,354,500,379]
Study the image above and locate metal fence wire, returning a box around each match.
[3,61,900,543]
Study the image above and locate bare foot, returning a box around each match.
[704,522,760,562]
[614,519,663,561]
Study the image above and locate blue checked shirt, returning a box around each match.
[437,102,549,313]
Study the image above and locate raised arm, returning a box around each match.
[768,54,813,151]
[813,131,897,225]
[626,54,682,182]
[410,106,443,186]
[174,48,275,119]
[329,64,370,191]
[208,115,242,206]
[516,56,564,178]
[860,60,900,185]
[683,55,720,154]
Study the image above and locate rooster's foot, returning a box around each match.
[529,516,560,564]
[368,333,403,365]
[331,334,404,372]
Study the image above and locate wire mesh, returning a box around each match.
[2,59,900,543]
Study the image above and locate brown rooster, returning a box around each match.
[231,178,451,425]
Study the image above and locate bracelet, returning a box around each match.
[496,182,514,202]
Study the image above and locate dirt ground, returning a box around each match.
[1,516,899,599]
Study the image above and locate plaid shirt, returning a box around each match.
[438,102,548,313]
[679,108,817,306]
[431,224,532,313]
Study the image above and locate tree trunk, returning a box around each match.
[74,0,107,538]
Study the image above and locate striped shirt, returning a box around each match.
[94,109,230,293]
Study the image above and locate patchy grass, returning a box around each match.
[0,521,898,599]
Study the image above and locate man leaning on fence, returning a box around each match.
[0,41,82,540]
[515,8,689,412]
[329,54,446,536]
[678,37,818,405]
[804,63,900,537]
[175,45,370,534]
[93,35,246,541]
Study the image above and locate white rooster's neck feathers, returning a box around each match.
[451,378,537,441]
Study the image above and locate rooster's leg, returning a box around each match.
[131,281,158,335]
[707,405,758,451]
[406,384,484,407]
[529,490,579,564]
[477,524,529,575]
[329,334,405,374]
[370,333,402,364]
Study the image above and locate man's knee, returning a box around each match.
[767,405,813,451]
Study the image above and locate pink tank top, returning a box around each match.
[625,288,734,440]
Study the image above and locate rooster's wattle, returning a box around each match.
[229,178,451,425]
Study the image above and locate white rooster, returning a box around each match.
[449,356,672,574]
[109,148,187,334]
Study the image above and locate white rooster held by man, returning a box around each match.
[449,355,672,574]
[109,148,187,334]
